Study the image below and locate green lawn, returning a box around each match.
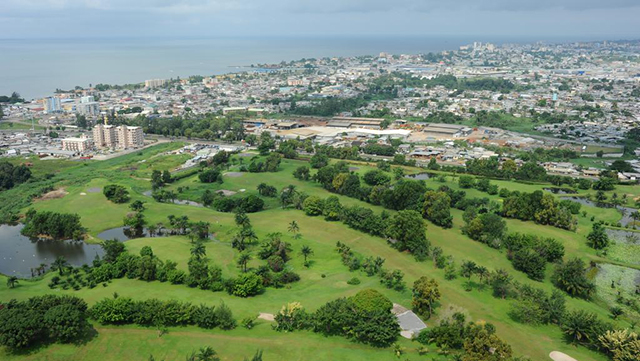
[1,143,635,361]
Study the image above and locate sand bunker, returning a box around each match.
[87,187,102,193]
[258,313,275,321]
[549,351,577,361]
[216,190,237,197]
[225,172,244,178]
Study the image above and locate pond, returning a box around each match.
[142,190,204,207]
[0,224,104,279]
[96,226,148,242]
[543,187,577,195]
[404,173,431,180]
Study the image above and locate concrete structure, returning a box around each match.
[145,79,166,88]
[116,125,144,149]
[422,123,472,138]
[93,124,116,148]
[93,124,143,149]
[61,137,93,153]
[43,97,62,113]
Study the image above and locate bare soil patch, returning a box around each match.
[36,188,68,201]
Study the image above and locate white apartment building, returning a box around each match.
[93,124,144,149]
[116,125,144,149]
[61,137,93,153]
[145,79,166,88]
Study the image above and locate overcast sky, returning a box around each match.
[2,0,639,39]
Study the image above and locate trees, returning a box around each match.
[293,166,310,180]
[552,258,596,299]
[129,200,146,212]
[101,239,125,263]
[303,196,324,216]
[458,175,475,189]
[288,220,300,238]
[0,295,89,349]
[587,222,610,250]
[257,183,277,197]
[43,303,89,343]
[511,248,546,281]
[386,210,430,260]
[52,256,69,275]
[462,328,513,361]
[199,168,222,183]
[103,184,130,203]
[237,251,252,273]
[422,190,453,228]
[186,346,220,361]
[310,153,329,168]
[598,329,640,361]
[561,310,610,346]
[351,289,393,313]
[463,212,506,246]
[21,209,86,241]
[363,170,391,186]
[151,170,164,189]
[0,161,31,190]
[6,276,19,288]
[231,272,264,297]
[412,277,441,318]
[300,245,313,266]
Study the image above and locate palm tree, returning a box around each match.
[300,245,313,266]
[186,346,219,361]
[288,220,300,235]
[6,276,19,289]
[52,256,69,275]
[148,224,157,237]
[38,263,47,276]
[237,251,252,273]
[190,241,206,260]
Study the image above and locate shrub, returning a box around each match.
[350,289,393,313]
[103,184,130,203]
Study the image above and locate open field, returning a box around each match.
[1,143,636,361]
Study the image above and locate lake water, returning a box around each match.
[0,35,571,99]
[0,224,104,278]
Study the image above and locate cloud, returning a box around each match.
[1,0,639,38]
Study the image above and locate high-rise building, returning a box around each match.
[43,97,62,113]
[116,125,144,149]
[93,124,143,149]
[145,79,166,88]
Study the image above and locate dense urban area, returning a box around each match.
[1,39,640,361]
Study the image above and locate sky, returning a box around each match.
[1,0,640,40]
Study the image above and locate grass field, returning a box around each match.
[1,143,636,361]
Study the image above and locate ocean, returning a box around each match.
[0,35,598,99]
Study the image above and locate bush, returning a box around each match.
[237,195,264,213]
[199,168,222,183]
[347,277,361,285]
[231,273,264,297]
[103,184,130,203]
[350,289,393,313]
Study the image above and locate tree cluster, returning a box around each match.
[21,209,86,241]
[273,290,400,347]
[90,296,236,330]
[0,295,89,350]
